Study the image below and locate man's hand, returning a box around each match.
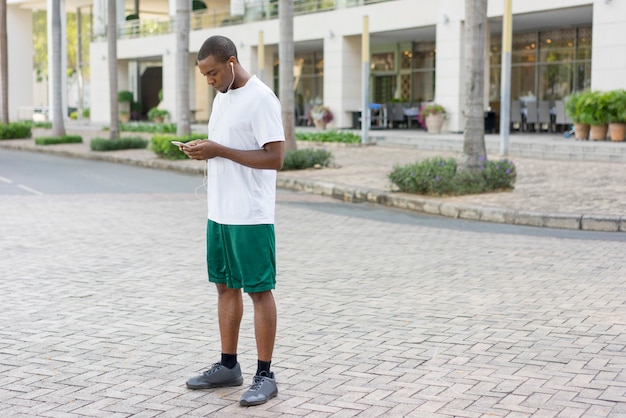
[183,139,284,171]
[182,139,221,160]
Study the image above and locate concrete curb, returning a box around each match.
[2,141,624,233]
[275,175,624,232]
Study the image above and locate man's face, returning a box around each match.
[198,55,233,94]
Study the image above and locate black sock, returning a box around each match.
[221,353,237,369]
[256,360,271,376]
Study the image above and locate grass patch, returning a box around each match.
[296,130,361,144]
[35,135,83,145]
[90,136,149,151]
[282,148,333,171]
[120,122,177,134]
[389,157,516,196]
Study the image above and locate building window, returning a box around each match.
[411,42,435,102]
[274,50,324,125]
[489,26,591,103]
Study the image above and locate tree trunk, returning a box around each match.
[51,0,66,136]
[0,0,8,123]
[175,0,190,137]
[107,0,119,140]
[279,0,297,151]
[458,0,487,173]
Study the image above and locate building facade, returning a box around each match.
[8,0,626,133]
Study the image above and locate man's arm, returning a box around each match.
[182,140,284,171]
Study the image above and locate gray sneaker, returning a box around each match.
[186,362,244,389]
[239,371,278,406]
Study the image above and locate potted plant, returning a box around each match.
[418,102,446,134]
[565,91,593,140]
[119,109,130,123]
[308,105,334,130]
[118,90,134,121]
[605,89,626,142]
[148,107,170,123]
[580,90,608,141]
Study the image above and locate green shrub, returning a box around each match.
[35,135,83,145]
[281,148,333,171]
[117,90,134,103]
[31,121,53,129]
[82,108,90,119]
[296,130,361,144]
[0,122,32,139]
[147,107,170,122]
[121,122,177,133]
[150,133,206,159]
[388,157,516,196]
[90,136,148,151]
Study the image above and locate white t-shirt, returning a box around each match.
[206,75,285,225]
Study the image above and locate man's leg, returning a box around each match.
[249,290,276,363]
[240,290,278,406]
[186,283,244,389]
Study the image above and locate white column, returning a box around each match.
[47,0,68,120]
[435,12,464,132]
[7,5,33,121]
[93,0,106,38]
[591,0,626,90]
[323,35,361,129]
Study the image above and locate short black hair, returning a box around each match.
[197,35,238,64]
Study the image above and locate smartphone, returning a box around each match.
[171,141,188,147]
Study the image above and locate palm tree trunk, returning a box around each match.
[175,0,190,137]
[0,0,8,123]
[108,0,119,140]
[51,0,66,136]
[458,0,487,173]
[279,0,296,151]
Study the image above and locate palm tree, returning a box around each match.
[176,0,191,137]
[458,0,487,173]
[279,0,296,151]
[107,0,119,140]
[51,0,65,136]
[0,0,8,123]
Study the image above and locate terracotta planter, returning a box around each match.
[120,113,130,123]
[590,123,608,141]
[153,117,164,124]
[609,122,626,142]
[425,113,444,134]
[313,120,327,130]
[573,123,590,140]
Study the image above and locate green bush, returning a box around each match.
[604,89,626,123]
[117,90,134,103]
[388,157,516,196]
[281,148,333,171]
[31,121,52,129]
[147,107,170,122]
[90,136,148,151]
[82,108,90,119]
[0,122,32,139]
[295,130,361,144]
[150,133,206,159]
[35,135,83,145]
[121,122,177,133]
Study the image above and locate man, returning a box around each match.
[181,35,284,407]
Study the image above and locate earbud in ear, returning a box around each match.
[230,62,234,69]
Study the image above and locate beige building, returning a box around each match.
[6,0,626,132]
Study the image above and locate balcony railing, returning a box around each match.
[115,0,392,40]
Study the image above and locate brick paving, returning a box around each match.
[1,127,626,416]
[1,176,626,416]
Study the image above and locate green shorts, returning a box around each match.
[206,219,276,293]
